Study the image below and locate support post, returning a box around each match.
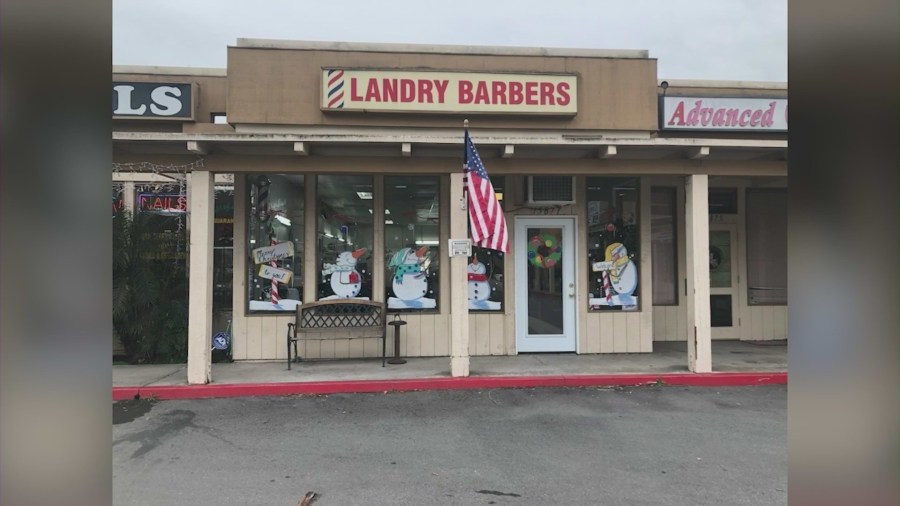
[187,170,214,384]
[449,172,470,377]
[685,174,712,372]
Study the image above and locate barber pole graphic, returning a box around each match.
[258,185,269,220]
[326,69,345,109]
[270,238,279,303]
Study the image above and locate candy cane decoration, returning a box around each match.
[602,270,612,304]
[270,237,279,304]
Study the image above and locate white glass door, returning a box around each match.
[515,217,576,352]
[710,225,738,340]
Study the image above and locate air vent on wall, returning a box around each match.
[525,176,576,206]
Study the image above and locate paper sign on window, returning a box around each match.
[252,241,295,264]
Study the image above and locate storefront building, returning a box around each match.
[112,40,787,384]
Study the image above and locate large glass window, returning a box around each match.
[213,186,234,311]
[651,187,678,305]
[247,174,305,312]
[133,182,187,261]
[384,176,440,311]
[469,177,505,311]
[586,177,641,311]
[317,175,374,300]
[746,188,787,305]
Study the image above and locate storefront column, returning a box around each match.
[685,174,712,372]
[187,170,214,384]
[122,182,136,213]
[449,172,470,377]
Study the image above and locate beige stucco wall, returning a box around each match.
[226,47,659,131]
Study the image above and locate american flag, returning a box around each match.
[465,129,508,253]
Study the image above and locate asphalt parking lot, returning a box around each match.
[113,385,786,506]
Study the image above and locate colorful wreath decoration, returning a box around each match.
[527,233,562,268]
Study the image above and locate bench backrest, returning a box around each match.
[295,300,386,332]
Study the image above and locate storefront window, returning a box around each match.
[133,182,187,260]
[247,174,305,312]
[384,176,440,311]
[746,189,787,305]
[586,177,641,311]
[709,188,738,214]
[469,177,505,312]
[317,175,374,300]
[213,186,234,311]
[651,187,677,305]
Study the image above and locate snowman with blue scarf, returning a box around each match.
[387,246,436,309]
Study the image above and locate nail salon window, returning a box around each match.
[213,185,234,311]
[317,175,374,301]
[385,176,440,312]
[247,175,305,313]
[468,177,505,312]
[586,177,641,311]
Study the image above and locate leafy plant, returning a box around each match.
[113,210,188,363]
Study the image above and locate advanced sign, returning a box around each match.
[323,69,577,114]
[113,82,196,120]
[661,96,787,132]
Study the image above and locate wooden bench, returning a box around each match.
[286,300,387,369]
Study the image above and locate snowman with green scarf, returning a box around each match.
[387,246,436,309]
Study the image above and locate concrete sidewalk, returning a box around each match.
[113,340,786,399]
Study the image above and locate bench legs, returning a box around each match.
[286,323,300,371]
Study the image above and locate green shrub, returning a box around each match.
[113,210,188,363]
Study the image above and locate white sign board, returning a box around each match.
[252,241,295,264]
[322,69,577,115]
[592,261,614,272]
[448,239,472,257]
[258,264,293,284]
[661,96,787,132]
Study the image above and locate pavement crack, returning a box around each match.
[477,490,522,498]
[142,366,185,387]
[114,409,242,458]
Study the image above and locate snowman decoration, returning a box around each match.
[321,248,368,299]
[468,256,501,310]
[606,242,638,307]
[387,246,436,309]
[589,242,638,309]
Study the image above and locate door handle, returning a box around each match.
[568,292,575,298]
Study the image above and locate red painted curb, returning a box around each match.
[113,372,786,401]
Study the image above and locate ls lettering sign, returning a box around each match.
[113,82,196,120]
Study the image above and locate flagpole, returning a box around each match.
[462,118,469,211]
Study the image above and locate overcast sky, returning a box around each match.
[113,0,785,82]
